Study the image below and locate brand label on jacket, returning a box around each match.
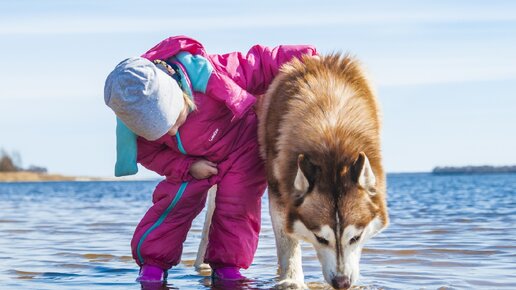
[209,128,219,142]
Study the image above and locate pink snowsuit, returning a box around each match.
[130,36,317,270]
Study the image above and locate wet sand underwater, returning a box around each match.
[0,173,515,289]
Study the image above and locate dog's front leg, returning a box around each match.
[269,197,306,289]
[194,188,216,271]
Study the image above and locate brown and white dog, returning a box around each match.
[256,54,389,289]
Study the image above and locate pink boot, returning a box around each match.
[137,264,165,282]
[212,267,244,281]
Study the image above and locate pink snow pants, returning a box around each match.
[130,120,267,270]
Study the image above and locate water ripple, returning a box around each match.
[0,174,515,289]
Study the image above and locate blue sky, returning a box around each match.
[0,0,515,178]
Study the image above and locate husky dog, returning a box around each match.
[257,54,389,289]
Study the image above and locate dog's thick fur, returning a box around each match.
[257,54,388,289]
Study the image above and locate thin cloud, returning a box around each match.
[1,10,516,35]
[371,61,516,86]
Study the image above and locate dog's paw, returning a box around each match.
[194,262,211,271]
[275,279,307,289]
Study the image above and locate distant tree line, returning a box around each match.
[0,150,18,172]
[0,149,47,173]
[433,165,516,174]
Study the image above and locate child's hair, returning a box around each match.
[183,92,196,112]
[154,59,196,112]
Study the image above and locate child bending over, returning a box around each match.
[104,35,317,283]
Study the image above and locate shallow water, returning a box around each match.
[0,173,515,289]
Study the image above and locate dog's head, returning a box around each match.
[286,152,388,289]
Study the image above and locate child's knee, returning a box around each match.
[152,180,178,203]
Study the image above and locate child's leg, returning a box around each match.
[131,179,212,270]
[205,140,267,269]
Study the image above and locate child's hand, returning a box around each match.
[189,159,218,179]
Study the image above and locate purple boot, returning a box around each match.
[212,267,244,281]
[137,264,165,282]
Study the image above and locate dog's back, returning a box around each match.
[259,54,385,204]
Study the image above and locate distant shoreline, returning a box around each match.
[2,169,514,183]
[432,165,516,175]
[0,172,104,182]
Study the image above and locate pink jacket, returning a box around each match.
[135,36,317,182]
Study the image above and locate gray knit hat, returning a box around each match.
[104,57,184,141]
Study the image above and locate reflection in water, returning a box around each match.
[0,173,515,289]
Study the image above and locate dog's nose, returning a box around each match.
[331,276,351,289]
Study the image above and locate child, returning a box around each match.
[104,35,317,283]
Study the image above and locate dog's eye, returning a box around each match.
[314,234,329,245]
[349,234,362,245]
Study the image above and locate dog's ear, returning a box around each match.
[351,152,376,194]
[294,154,316,193]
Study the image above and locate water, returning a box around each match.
[0,173,515,289]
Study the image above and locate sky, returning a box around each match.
[0,0,515,178]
